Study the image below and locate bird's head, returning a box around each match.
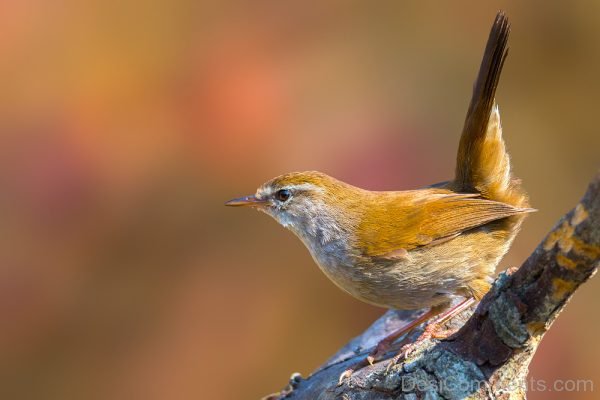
[226,171,361,238]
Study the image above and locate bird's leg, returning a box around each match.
[390,297,476,366]
[366,307,445,364]
[338,306,443,385]
[421,297,476,339]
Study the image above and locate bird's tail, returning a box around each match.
[453,11,528,210]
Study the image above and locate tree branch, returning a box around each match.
[265,172,600,400]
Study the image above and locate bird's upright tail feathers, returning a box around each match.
[453,11,528,209]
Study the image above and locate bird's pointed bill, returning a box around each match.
[225,195,267,207]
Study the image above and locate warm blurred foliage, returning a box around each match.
[0,1,598,399]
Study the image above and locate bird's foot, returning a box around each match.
[338,305,457,385]
[366,335,397,365]
[424,319,460,340]
[383,334,429,372]
[338,359,366,386]
[337,367,355,386]
[338,336,402,385]
[384,322,459,372]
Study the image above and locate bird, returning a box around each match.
[226,11,533,381]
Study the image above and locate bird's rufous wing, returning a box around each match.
[356,191,533,259]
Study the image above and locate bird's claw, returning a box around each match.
[384,335,429,373]
[385,352,404,373]
[366,339,392,365]
[338,342,388,385]
[338,368,354,386]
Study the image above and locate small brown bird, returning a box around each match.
[226,12,533,379]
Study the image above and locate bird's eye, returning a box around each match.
[275,189,291,202]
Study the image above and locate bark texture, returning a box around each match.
[265,173,600,400]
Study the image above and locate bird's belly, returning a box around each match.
[309,235,501,310]
[319,259,462,310]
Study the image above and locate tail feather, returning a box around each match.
[453,12,526,208]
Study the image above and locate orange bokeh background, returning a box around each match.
[0,1,598,399]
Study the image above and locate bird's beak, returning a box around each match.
[225,195,267,207]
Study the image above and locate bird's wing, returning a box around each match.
[356,190,534,258]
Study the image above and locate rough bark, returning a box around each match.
[264,173,600,400]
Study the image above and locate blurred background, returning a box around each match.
[0,1,598,399]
